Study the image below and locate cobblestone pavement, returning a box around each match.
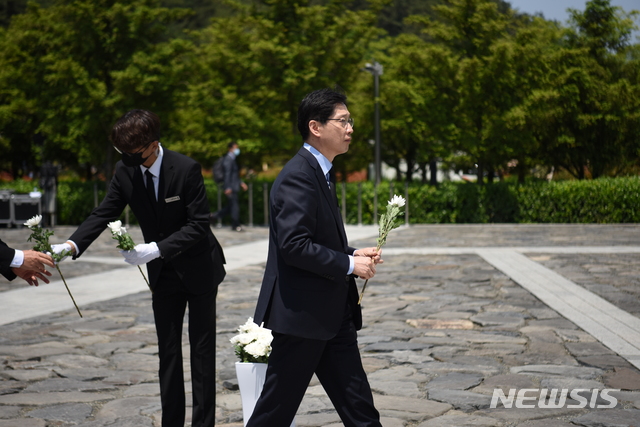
[1,224,640,427]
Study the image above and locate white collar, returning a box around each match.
[303,142,332,176]
[140,144,164,177]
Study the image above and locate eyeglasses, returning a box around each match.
[326,117,354,129]
[113,139,156,155]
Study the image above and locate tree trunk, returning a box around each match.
[429,159,438,186]
[419,162,428,183]
[487,167,495,184]
[476,162,485,185]
[405,156,414,183]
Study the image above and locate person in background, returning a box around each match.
[210,141,247,231]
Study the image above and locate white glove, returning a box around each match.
[50,243,72,263]
[120,242,160,266]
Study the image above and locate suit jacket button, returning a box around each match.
[159,233,164,237]
[345,276,350,282]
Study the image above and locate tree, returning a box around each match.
[415,0,516,184]
[374,34,457,183]
[169,0,384,177]
[0,0,190,179]
[528,0,640,179]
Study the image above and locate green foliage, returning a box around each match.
[0,179,39,193]
[0,0,191,177]
[56,181,107,225]
[7,176,640,225]
[1,0,639,184]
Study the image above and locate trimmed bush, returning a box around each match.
[3,176,640,225]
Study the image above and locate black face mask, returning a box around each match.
[121,150,152,167]
[119,140,155,167]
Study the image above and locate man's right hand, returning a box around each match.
[50,242,74,262]
[353,256,376,280]
[21,250,55,271]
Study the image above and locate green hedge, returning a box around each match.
[3,176,640,225]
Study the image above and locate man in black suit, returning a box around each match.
[248,89,383,427]
[211,141,247,231]
[0,239,54,286]
[51,110,225,427]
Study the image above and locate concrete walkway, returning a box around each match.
[0,224,640,426]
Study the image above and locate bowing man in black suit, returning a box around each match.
[50,110,225,427]
[0,239,54,286]
[248,89,383,427]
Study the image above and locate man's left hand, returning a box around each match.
[12,266,52,286]
[120,242,161,265]
[354,247,383,265]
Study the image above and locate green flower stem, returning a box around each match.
[138,266,153,293]
[56,264,82,318]
[358,201,403,305]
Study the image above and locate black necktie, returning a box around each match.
[145,170,156,204]
[328,170,337,204]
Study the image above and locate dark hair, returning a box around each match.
[297,88,348,141]
[228,141,238,149]
[111,109,161,152]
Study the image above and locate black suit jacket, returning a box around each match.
[222,152,241,192]
[69,149,225,293]
[0,239,17,281]
[254,147,361,340]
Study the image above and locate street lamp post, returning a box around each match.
[365,61,383,185]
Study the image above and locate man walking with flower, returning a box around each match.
[249,88,383,427]
[50,109,226,427]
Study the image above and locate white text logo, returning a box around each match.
[490,388,620,409]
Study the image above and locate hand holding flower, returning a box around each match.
[354,247,383,265]
[24,215,82,317]
[107,220,153,292]
[50,243,73,263]
[358,195,405,304]
[120,242,160,266]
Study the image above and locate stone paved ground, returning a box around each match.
[1,224,640,426]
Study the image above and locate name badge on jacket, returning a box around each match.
[165,196,180,203]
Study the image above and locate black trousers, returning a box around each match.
[152,269,217,427]
[246,304,381,427]
[216,191,240,228]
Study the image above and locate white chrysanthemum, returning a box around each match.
[107,220,123,236]
[388,195,406,208]
[24,215,42,228]
[244,341,271,358]
[230,317,274,361]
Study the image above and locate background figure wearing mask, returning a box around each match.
[39,161,58,227]
[49,109,226,427]
[210,142,247,231]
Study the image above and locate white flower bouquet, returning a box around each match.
[24,215,82,317]
[230,317,273,364]
[358,194,405,304]
[107,220,152,292]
